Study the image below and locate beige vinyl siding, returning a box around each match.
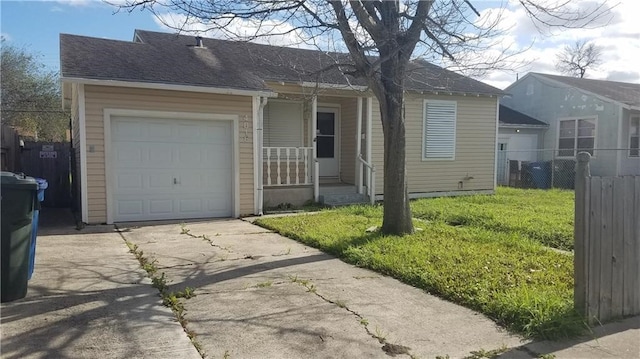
[371,94,497,195]
[83,85,254,224]
[339,97,358,184]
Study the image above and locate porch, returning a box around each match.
[258,93,376,209]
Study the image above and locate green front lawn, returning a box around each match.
[255,188,583,339]
[412,187,575,250]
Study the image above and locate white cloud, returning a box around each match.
[475,0,640,88]
[1,32,11,41]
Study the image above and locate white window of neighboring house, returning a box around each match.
[263,101,303,147]
[557,118,596,157]
[422,100,456,160]
[630,116,639,157]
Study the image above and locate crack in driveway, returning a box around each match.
[289,276,417,359]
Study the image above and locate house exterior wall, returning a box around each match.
[620,108,640,175]
[371,94,498,195]
[82,85,255,224]
[339,97,358,184]
[502,75,621,176]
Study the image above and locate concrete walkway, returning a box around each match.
[3,214,638,358]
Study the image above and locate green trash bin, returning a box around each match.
[1,172,38,302]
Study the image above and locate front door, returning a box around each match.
[316,109,339,177]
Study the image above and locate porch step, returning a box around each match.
[320,192,370,206]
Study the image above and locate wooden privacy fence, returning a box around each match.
[20,141,72,208]
[574,152,640,323]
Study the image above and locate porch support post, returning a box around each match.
[355,97,363,194]
[312,95,319,202]
[254,96,268,215]
[366,97,373,193]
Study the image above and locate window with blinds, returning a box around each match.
[263,101,303,147]
[422,100,457,160]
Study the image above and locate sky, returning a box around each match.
[1,0,638,89]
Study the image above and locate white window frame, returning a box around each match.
[422,99,457,161]
[556,116,598,159]
[629,115,640,158]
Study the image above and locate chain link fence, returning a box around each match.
[497,148,640,190]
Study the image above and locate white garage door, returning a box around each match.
[110,116,233,222]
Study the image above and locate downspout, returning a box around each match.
[257,96,268,215]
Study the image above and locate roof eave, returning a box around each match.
[59,76,278,98]
[415,89,502,97]
[499,123,549,129]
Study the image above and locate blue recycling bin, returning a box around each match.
[28,178,48,280]
[529,162,551,189]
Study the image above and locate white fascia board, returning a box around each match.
[499,124,549,129]
[60,77,278,98]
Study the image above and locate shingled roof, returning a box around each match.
[499,105,547,127]
[532,73,640,108]
[60,30,503,96]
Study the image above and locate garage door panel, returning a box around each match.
[116,199,144,216]
[148,145,174,165]
[149,199,173,214]
[111,116,233,222]
[113,120,144,139]
[116,173,143,190]
[114,145,143,165]
[148,174,174,190]
[147,122,173,139]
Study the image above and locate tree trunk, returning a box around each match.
[379,83,414,235]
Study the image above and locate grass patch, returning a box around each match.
[412,187,574,250]
[124,240,203,357]
[256,191,585,339]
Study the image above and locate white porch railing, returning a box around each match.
[263,147,314,186]
[358,154,376,205]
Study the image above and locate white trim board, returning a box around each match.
[61,77,277,99]
[78,84,89,224]
[103,108,240,224]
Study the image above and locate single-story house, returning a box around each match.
[496,105,548,185]
[61,30,503,224]
[501,73,640,177]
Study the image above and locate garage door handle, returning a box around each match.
[173,178,177,185]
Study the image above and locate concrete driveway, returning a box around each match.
[116,218,524,358]
[4,213,637,359]
[0,209,200,359]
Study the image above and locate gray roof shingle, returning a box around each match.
[534,73,640,108]
[499,105,547,127]
[61,30,503,96]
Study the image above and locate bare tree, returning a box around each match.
[113,0,611,235]
[555,39,602,78]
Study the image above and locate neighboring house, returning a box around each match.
[501,73,640,177]
[496,105,548,185]
[60,30,503,224]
